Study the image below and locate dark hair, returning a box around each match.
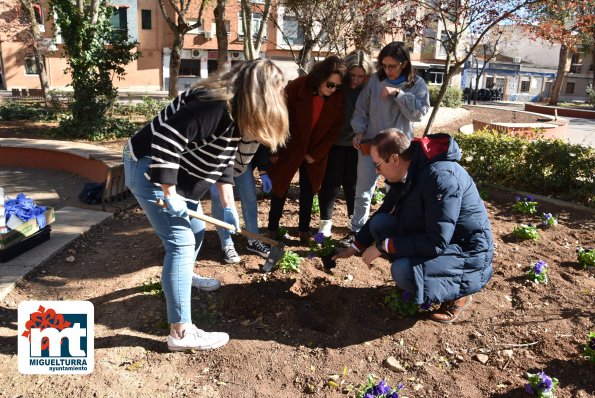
[371,128,414,161]
[308,55,346,91]
[377,41,415,85]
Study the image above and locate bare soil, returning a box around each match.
[0,109,594,398]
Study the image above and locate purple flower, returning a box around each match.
[363,393,374,398]
[313,232,325,244]
[543,213,552,220]
[390,392,400,398]
[397,383,404,390]
[534,261,547,275]
[515,195,521,202]
[537,371,553,391]
[524,383,535,395]
[527,195,534,202]
[373,380,391,395]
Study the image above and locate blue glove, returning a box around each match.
[222,207,240,234]
[260,173,272,193]
[163,196,188,218]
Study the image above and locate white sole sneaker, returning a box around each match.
[167,325,229,351]
[191,274,221,292]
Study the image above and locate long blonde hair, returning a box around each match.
[191,59,289,152]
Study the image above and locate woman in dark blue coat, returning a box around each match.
[334,129,494,323]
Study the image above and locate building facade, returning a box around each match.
[0,1,463,92]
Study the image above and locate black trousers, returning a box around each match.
[318,145,358,220]
[268,162,314,232]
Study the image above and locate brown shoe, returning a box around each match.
[430,295,473,324]
[299,231,311,243]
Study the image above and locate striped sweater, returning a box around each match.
[128,90,241,202]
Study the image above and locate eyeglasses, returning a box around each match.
[325,81,342,90]
[381,63,402,71]
[373,158,388,170]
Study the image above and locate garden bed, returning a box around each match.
[0,185,593,397]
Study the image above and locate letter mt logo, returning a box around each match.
[18,301,94,374]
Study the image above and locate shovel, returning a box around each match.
[156,199,284,272]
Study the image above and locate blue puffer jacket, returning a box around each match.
[354,134,494,304]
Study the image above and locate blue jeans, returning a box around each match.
[367,213,417,294]
[350,152,379,232]
[210,164,258,248]
[123,145,205,324]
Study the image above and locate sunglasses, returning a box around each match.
[325,81,342,90]
[381,63,402,71]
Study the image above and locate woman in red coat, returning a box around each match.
[267,56,346,242]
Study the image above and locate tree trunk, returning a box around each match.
[549,44,569,106]
[168,33,183,98]
[20,0,49,105]
[424,70,455,136]
[214,0,229,72]
[297,39,315,76]
[591,48,595,89]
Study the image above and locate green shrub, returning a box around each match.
[455,130,595,208]
[512,224,539,241]
[53,115,139,141]
[429,86,463,108]
[0,101,60,121]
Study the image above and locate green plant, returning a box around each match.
[141,279,164,296]
[0,101,60,121]
[585,331,595,363]
[277,250,302,273]
[577,247,595,269]
[513,195,538,214]
[50,0,140,138]
[524,371,558,397]
[278,227,289,240]
[455,130,595,208]
[512,224,539,241]
[587,85,595,106]
[429,86,463,108]
[355,375,404,398]
[371,189,385,205]
[385,289,419,316]
[527,260,548,284]
[541,213,558,228]
[309,233,337,257]
[311,195,320,215]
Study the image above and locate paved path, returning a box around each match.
[479,101,595,147]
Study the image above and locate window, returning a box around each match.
[33,3,42,24]
[141,9,151,30]
[24,54,40,75]
[569,53,582,74]
[485,76,494,88]
[438,31,452,57]
[238,12,263,39]
[282,14,304,45]
[109,7,128,36]
[520,80,530,93]
[187,18,205,34]
[565,82,575,94]
[179,59,201,76]
[428,71,444,85]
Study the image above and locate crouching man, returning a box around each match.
[333,128,493,323]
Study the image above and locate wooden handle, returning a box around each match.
[156,199,280,247]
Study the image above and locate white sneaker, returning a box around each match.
[223,245,241,264]
[191,273,221,292]
[167,325,229,351]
